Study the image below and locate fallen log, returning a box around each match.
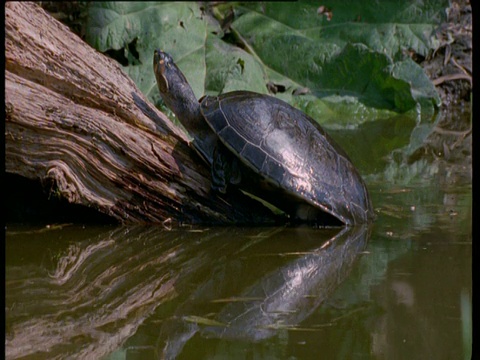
[5,2,274,225]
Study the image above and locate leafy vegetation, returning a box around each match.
[86,1,446,118]
[85,1,450,175]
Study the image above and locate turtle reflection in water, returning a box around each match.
[154,50,374,226]
[158,225,371,358]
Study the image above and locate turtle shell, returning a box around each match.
[200,91,374,225]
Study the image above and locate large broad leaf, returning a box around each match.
[85,2,267,110]
[275,44,435,127]
[204,36,268,96]
[227,1,445,122]
[232,1,446,59]
[86,2,210,105]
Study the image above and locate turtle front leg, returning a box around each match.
[211,142,241,193]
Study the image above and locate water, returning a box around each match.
[5,101,471,360]
[5,180,471,359]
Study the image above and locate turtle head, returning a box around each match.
[153,49,199,125]
[153,50,195,102]
[153,49,174,94]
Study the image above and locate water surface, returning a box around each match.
[5,179,471,359]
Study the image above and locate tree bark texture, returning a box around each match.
[5,2,274,225]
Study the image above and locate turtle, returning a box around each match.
[153,50,374,226]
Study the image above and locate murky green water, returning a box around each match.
[5,179,471,359]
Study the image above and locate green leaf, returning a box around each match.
[227,1,445,123]
[205,36,268,95]
[86,2,211,104]
[85,2,267,108]
[85,1,444,124]
[232,1,447,58]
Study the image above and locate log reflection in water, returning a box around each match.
[5,226,239,359]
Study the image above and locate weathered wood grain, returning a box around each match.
[5,2,274,225]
